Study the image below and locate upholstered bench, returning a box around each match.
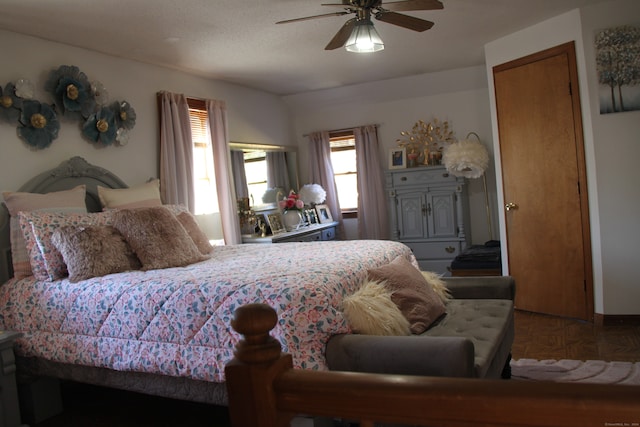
[325,276,515,379]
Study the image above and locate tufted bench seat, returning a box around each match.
[325,276,515,379]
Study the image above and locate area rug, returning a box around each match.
[511,359,640,385]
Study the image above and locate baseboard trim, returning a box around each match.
[594,313,640,326]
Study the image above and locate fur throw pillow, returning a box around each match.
[368,256,446,334]
[51,225,141,282]
[112,207,208,270]
[342,280,411,336]
[176,211,214,255]
[421,270,452,304]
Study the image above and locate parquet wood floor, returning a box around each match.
[512,310,640,362]
[32,310,640,426]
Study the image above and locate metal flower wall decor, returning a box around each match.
[0,65,136,150]
[396,118,455,167]
[45,65,136,146]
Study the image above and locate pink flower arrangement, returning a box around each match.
[279,190,305,211]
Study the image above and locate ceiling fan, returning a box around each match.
[276,0,444,52]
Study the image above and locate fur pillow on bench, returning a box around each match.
[342,280,411,336]
[342,257,450,336]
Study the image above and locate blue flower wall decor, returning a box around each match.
[18,100,60,149]
[82,106,117,145]
[45,65,136,146]
[45,65,95,118]
[0,83,23,123]
[113,101,136,130]
[2,65,136,149]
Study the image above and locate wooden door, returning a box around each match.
[494,42,593,320]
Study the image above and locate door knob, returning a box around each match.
[505,202,519,211]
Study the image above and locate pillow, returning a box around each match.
[112,207,207,270]
[176,211,214,255]
[19,210,113,281]
[51,225,141,283]
[98,179,162,210]
[368,256,446,334]
[421,270,452,304]
[2,185,87,279]
[342,279,411,336]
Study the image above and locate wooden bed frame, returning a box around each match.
[226,303,640,427]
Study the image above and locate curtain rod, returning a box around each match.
[302,124,379,138]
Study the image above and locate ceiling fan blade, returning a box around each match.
[375,11,434,32]
[380,0,443,12]
[325,18,357,50]
[276,11,349,24]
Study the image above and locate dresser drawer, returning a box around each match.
[391,168,457,188]
[405,241,462,260]
[279,231,322,242]
[321,227,336,241]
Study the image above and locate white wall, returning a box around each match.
[284,65,498,243]
[579,0,640,315]
[484,0,640,315]
[0,30,293,194]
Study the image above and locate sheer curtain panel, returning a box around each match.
[266,151,291,191]
[231,150,249,199]
[307,131,343,236]
[206,99,241,245]
[158,91,195,212]
[354,125,389,239]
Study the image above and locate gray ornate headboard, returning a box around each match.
[0,156,128,284]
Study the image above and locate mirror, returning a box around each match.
[229,142,299,211]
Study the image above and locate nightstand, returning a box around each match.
[0,331,26,427]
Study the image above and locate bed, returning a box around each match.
[0,157,414,412]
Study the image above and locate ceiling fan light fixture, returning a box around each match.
[345,19,384,53]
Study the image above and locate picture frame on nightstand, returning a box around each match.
[266,212,286,235]
[315,204,333,224]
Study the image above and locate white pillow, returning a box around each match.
[2,185,87,279]
[98,179,161,210]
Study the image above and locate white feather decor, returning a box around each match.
[442,137,489,179]
[298,183,326,205]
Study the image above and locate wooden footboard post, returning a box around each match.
[225,303,294,427]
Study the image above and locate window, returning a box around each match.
[187,100,219,215]
[243,150,267,206]
[330,132,358,215]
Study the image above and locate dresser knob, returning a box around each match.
[401,176,407,181]
[445,246,456,253]
[442,173,449,178]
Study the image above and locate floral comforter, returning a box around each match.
[0,240,413,383]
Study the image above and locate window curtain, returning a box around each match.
[307,131,344,237]
[354,125,389,240]
[231,150,249,199]
[158,91,195,212]
[206,99,242,245]
[266,151,291,191]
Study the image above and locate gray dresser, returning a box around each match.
[242,221,338,244]
[386,166,470,275]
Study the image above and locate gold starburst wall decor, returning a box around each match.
[396,118,455,166]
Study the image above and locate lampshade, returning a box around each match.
[345,20,384,53]
[442,135,489,179]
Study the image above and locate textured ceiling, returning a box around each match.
[0,0,608,96]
